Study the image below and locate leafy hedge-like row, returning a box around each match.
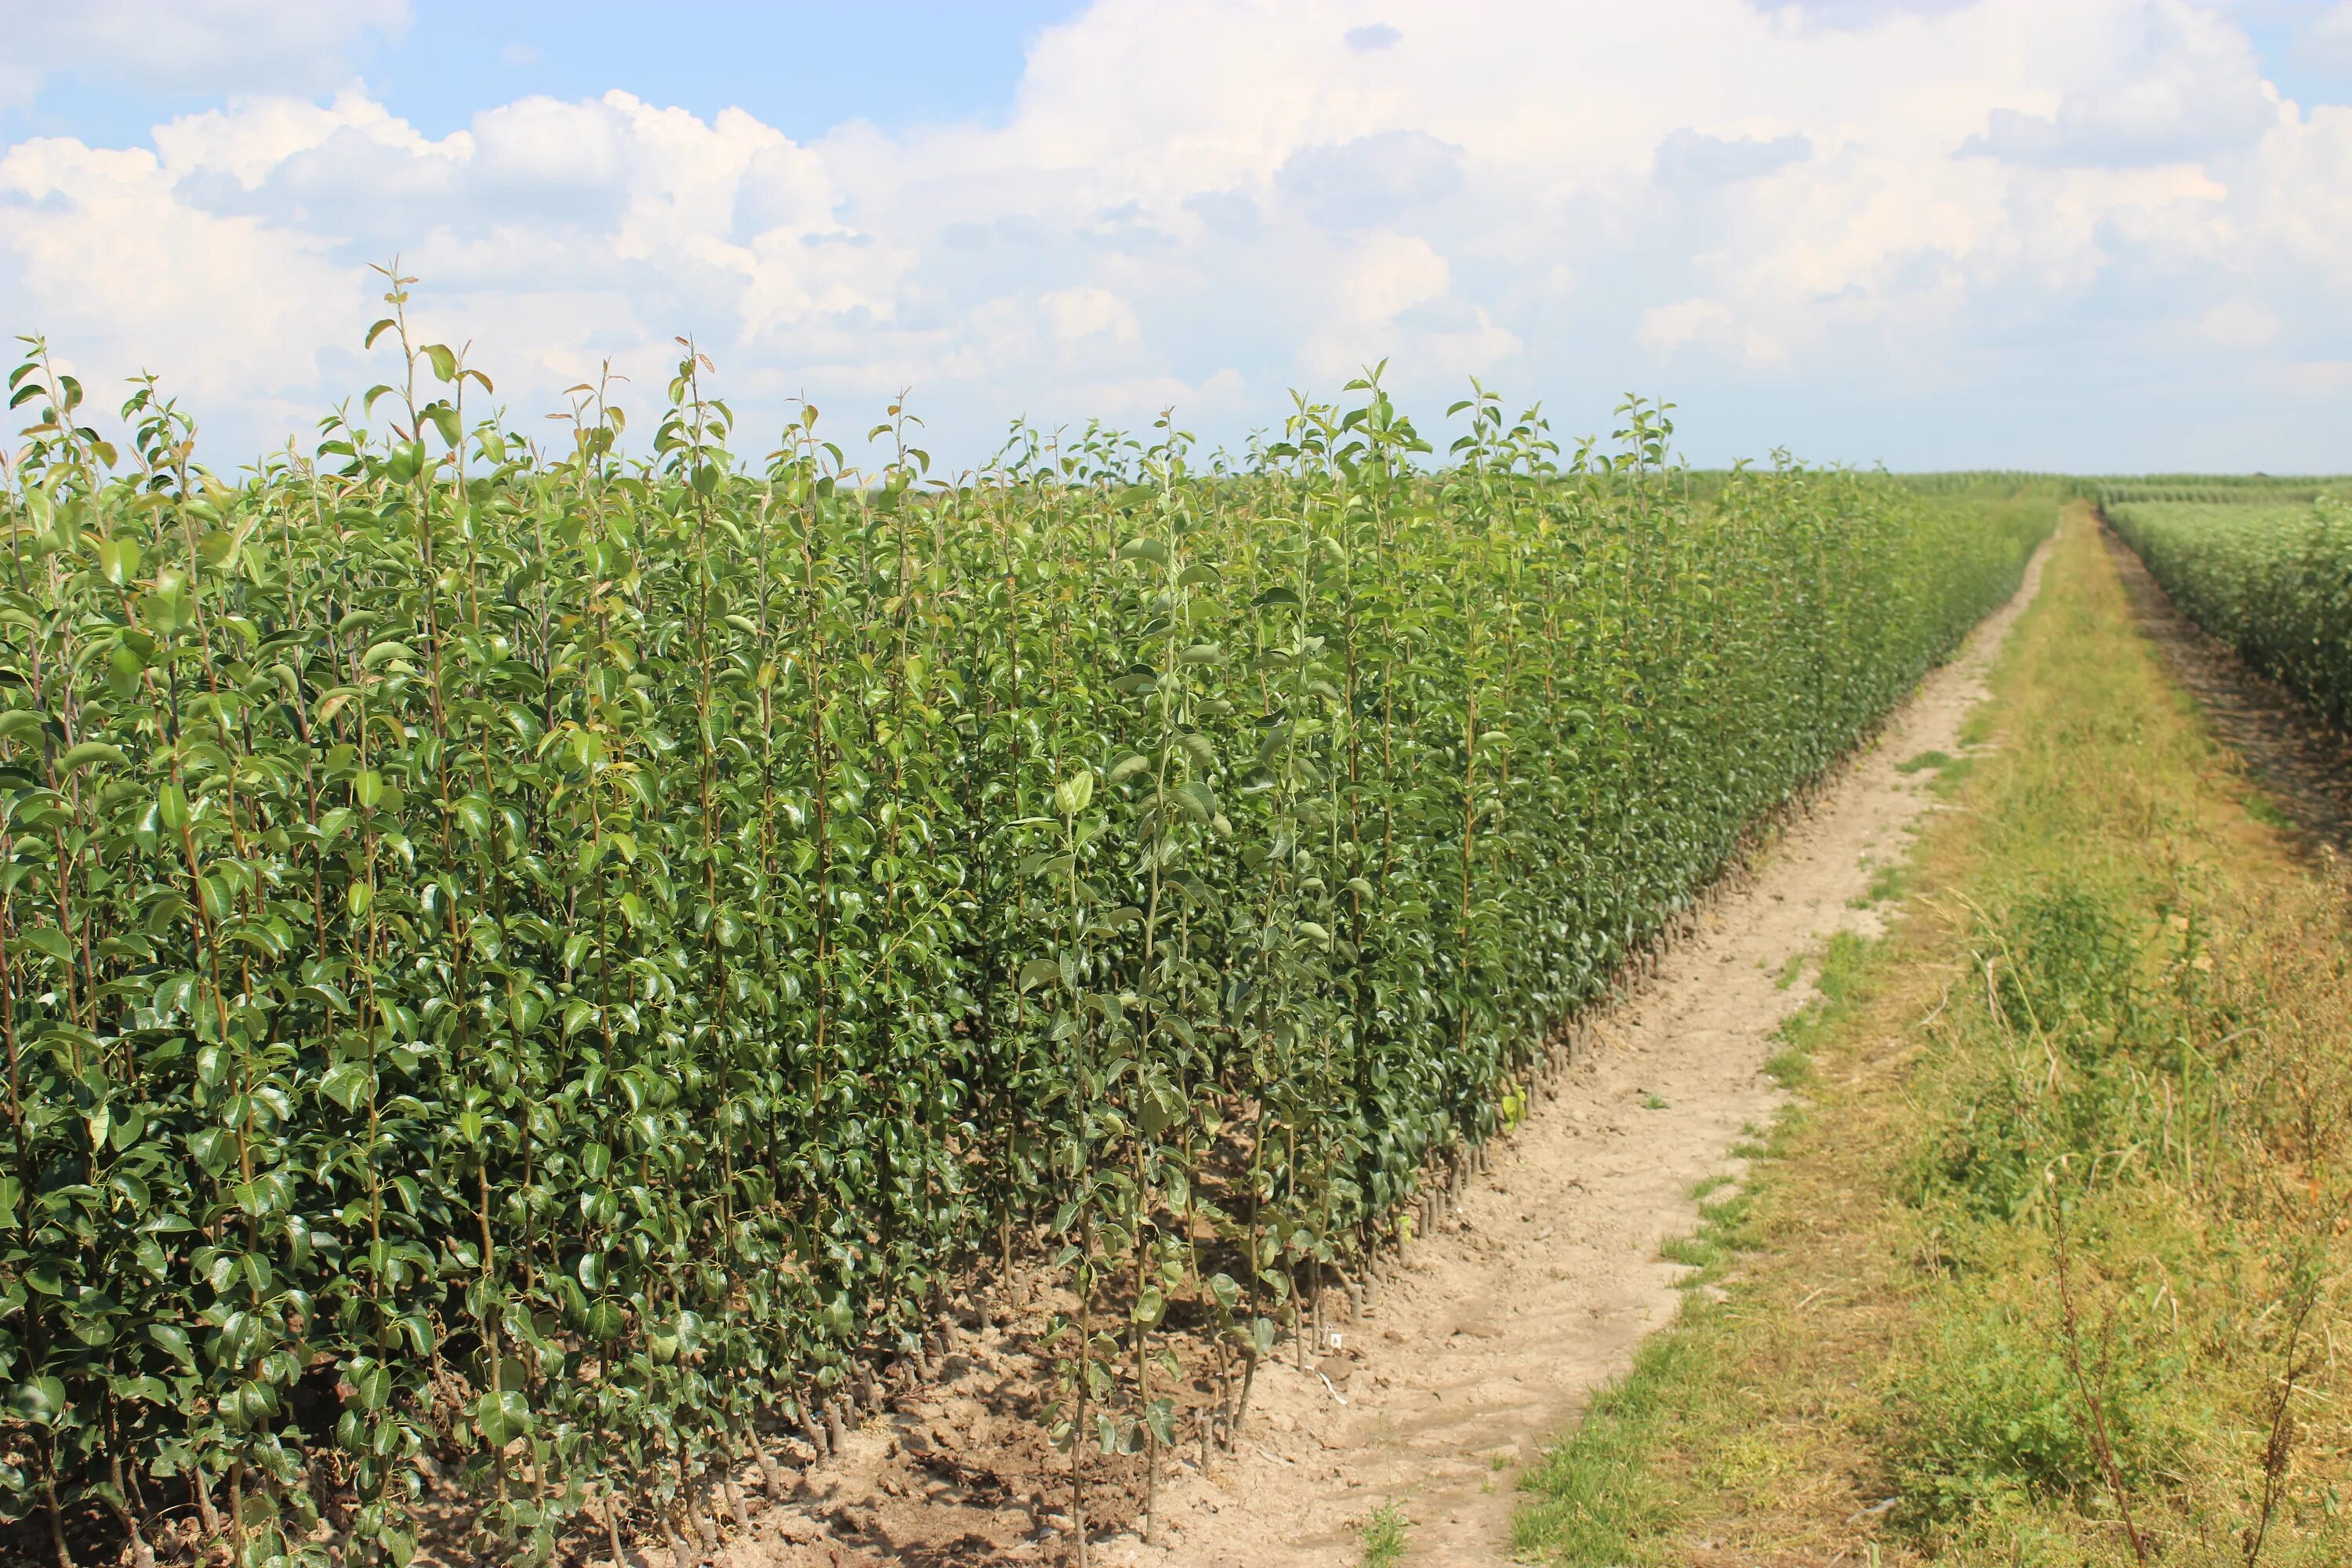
[2105,496,2352,731]
[0,292,2048,1565]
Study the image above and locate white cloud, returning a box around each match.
[1653,129,1813,187]
[1748,0,1980,33]
[0,0,406,109]
[1340,233,1450,323]
[2195,298,2280,349]
[1277,130,1465,230]
[2301,2,2352,72]
[153,90,425,189]
[1042,286,1144,344]
[1959,4,2278,167]
[0,137,362,417]
[3,0,2351,472]
[1640,298,1733,349]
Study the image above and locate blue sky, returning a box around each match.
[5,4,1083,149]
[5,0,2352,475]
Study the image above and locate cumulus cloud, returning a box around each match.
[2,0,2350,472]
[1653,129,1812,186]
[0,136,365,423]
[1276,130,1465,230]
[1746,0,1980,33]
[1183,189,1263,238]
[0,0,406,109]
[1959,2,2275,165]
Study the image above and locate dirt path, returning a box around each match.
[1110,532,2055,1568]
[2101,521,2352,855]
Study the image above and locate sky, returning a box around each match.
[4,0,2352,477]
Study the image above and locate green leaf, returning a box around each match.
[318,1062,376,1111]
[15,1376,67,1422]
[16,927,69,964]
[474,1388,532,1446]
[96,537,141,586]
[57,740,125,772]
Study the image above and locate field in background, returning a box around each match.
[2104,489,2352,733]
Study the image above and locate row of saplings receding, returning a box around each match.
[2102,488,2352,734]
[0,278,2045,1567]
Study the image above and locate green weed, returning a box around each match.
[1361,1501,1410,1566]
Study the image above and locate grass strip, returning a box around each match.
[1515,504,2352,1566]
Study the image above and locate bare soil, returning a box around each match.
[2100,520,2352,855]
